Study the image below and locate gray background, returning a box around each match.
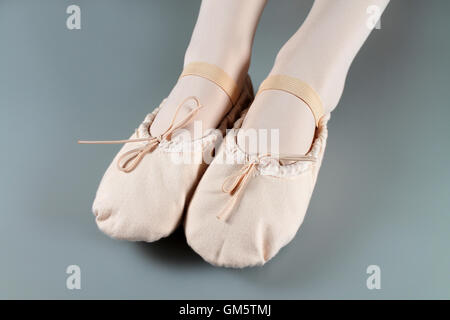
[0,0,449,299]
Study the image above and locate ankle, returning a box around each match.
[184,40,251,86]
[271,37,349,113]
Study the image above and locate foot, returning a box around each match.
[237,44,346,156]
[93,67,254,242]
[150,70,245,139]
[238,90,316,156]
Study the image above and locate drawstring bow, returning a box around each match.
[78,96,202,173]
[217,154,317,221]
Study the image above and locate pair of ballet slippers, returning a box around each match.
[81,62,329,268]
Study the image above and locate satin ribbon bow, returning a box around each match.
[217,154,317,222]
[78,96,202,173]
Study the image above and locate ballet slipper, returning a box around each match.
[185,75,329,267]
[79,62,254,242]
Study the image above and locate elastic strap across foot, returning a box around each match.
[257,75,324,126]
[180,62,240,105]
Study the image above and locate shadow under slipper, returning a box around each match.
[135,226,204,268]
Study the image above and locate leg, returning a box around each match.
[151,0,267,137]
[239,0,390,155]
